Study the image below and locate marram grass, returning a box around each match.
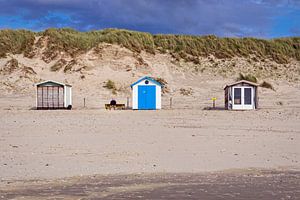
[0,28,299,64]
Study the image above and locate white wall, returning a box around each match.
[64,86,72,107]
[132,84,138,109]
[132,79,161,110]
[156,86,161,109]
[231,86,255,110]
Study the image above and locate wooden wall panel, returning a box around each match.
[42,87,48,108]
[58,86,64,108]
[37,86,65,109]
[37,87,43,108]
[53,87,59,108]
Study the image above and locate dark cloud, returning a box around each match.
[0,0,299,37]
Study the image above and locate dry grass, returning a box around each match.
[180,88,193,96]
[50,59,67,72]
[0,58,19,74]
[260,81,275,90]
[103,80,118,94]
[63,60,76,73]
[237,73,258,83]
[22,66,36,75]
[152,77,170,94]
[0,30,35,58]
[1,28,299,65]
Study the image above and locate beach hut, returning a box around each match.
[131,76,162,110]
[224,80,258,110]
[36,80,72,109]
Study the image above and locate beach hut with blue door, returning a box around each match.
[131,76,162,110]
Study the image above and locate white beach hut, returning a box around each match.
[36,80,72,109]
[131,76,162,110]
[224,80,259,110]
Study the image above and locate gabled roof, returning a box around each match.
[224,80,259,89]
[130,76,162,88]
[36,80,72,87]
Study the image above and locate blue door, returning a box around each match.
[138,85,156,110]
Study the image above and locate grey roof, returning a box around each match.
[36,80,72,87]
[224,80,259,89]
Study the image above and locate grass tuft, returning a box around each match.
[103,80,116,90]
[237,73,258,83]
[153,77,169,93]
[260,81,274,90]
[180,88,193,96]
[103,80,118,94]
[50,59,67,72]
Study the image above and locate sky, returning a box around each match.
[0,0,299,38]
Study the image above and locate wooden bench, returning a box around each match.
[105,104,126,110]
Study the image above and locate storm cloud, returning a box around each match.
[0,0,299,37]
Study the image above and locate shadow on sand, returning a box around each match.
[1,170,299,200]
[203,106,226,111]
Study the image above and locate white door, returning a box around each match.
[232,87,254,110]
[243,87,254,109]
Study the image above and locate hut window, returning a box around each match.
[244,88,252,105]
[234,88,241,104]
[145,80,149,84]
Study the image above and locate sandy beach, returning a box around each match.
[1,82,299,182]
[0,1,300,197]
[0,45,300,199]
[1,170,300,199]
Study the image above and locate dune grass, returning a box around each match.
[260,81,275,90]
[237,73,258,83]
[0,28,299,64]
[0,29,35,58]
[103,79,118,94]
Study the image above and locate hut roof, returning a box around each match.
[36,80,72,87]
[224,80,259,89]
[131,76,162,88]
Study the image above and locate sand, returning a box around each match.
[1,170,300,199]
[0,44,300,198]
[0,80,299,182]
